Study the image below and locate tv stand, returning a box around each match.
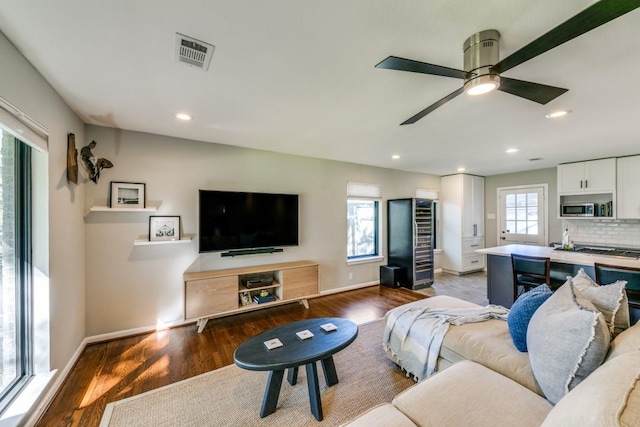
[221,247,284,257]
[183,260,319,333]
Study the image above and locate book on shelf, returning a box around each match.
[253,294,276,304]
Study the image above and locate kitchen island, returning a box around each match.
[477,244,640,322]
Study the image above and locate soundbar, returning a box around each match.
[221,247,284,257]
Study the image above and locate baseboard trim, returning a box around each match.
[320,281,378,295]
[85,319,196,345]
[23,337,88,426]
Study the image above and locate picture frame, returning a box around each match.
[109,181,146,209]
[240,291,251,306]
[149,216,181,241]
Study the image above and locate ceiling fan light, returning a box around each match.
[467,82,498,96]
[464,73,500,96]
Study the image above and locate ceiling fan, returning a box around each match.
[376,0,640,125]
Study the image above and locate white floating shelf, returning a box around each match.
[89,201,162,213]
[90,206,158,212]
[133,237,192,246]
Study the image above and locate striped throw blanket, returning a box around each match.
[383,304,509,381]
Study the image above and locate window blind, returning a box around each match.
[0,97,48,152]
[347,181,382,198]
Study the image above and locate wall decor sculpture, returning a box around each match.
[67,133,78,184]
[80,140,113,183]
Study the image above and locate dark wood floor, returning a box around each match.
[36,286,425,426]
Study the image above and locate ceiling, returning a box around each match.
[1,0,639,176]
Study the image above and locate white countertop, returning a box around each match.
[477,244,640,268]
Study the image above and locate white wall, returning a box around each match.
[83,126,441,335]
[0,32,86,371]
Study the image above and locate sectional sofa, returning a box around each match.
[343,273,640,426]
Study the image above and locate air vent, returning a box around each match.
[174,33,214,71]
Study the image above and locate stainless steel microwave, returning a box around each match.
[561,202,597,217]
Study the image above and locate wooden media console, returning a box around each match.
[184,260,319,333]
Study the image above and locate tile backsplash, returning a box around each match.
[562,219,640,249]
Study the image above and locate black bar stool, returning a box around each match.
[511,254,551,301]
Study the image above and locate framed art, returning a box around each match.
[110,181,146,208]
[149,216,181,241]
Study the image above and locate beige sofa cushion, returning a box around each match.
[606,320,640,361]
[441,319,543,395]
[340,403,417,427]
[393,360,552,427]
[542,350,640,427]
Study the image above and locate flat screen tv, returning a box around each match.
[199,190,299,253]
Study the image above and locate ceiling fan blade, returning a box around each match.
[497,77,568,104]
[376,56,470,80]
[492,0,640,74]
[401,87,465,125]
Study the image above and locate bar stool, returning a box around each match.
[511,254,551,301]
[594,263,640,323]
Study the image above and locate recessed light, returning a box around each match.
[457,167,466,172]
[391,154,400,160]
[505,148,519,154]
[545,110,570,119]
[176,113,192,121]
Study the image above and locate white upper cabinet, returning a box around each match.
[617,155,640,219]
[557,158,616,194]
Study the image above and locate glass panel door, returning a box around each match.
[0,128,31,411]
[498,186,546,246]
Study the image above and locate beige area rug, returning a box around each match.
[100,319,414,427]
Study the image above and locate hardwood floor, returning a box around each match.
[418,270,489,305]
[36,286,425,427]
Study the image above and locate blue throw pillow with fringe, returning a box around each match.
[508,283,553,352]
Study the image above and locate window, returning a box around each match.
[0,128,33,412]
[505,192,539,235]
[347,182,381,261]
[347,199,380,259]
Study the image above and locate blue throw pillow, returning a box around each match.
[508,284,553,352]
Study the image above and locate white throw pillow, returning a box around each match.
[571,268,629,337]
[527,281,611,404]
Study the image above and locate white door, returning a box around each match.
[498,185,547,246]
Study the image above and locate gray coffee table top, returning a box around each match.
[234,317,358,371]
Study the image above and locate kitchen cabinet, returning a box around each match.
[557,158,616,194]
[462,175,484,238]
[617,155,640,219]
[441,174,485,274]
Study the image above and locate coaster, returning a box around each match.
[320,322,337,332]
[264,338,283,350]
[296,329,314,340]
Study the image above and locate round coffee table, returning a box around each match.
[234,317,358,421]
